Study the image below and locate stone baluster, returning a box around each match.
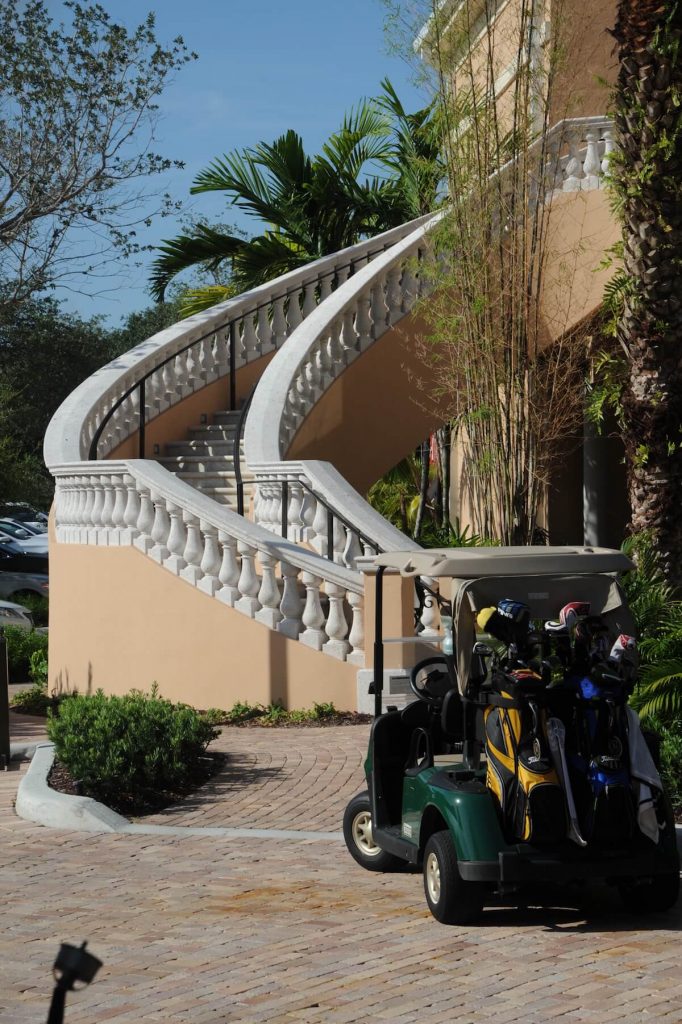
[319,273,333,301]
[134,486,155,554]
[180,513,204,584]
[89,477,105,544]
[149,492,171,563]
[315,335,332,391]
[355,289,373,350]
[242,313,260,361]
[162,359,176,406]
[300,488,316,541]
[236,540,261,617]
[122,474,140,544]
[216,327,230,377]
[347,591,365,666]
[286,289,303,331]
[302,281,317,318]
[327,318,344,370]
[371,277,388,334]
[271,295,288,348]
[304,350,322,401]
[342,530,362,569]
[81,477,96,543]
[175,352,192,399]
[111,475,128,544]
[385,268,403,326]
[217,531,241,606]
[286,481,304,540]
[299,572,327,650]
[582,128,601,188]
[418,576,441,638]
[601,126,614,177]
[322,582,350,659]
[255,551,282,628]
[544,134,563,197]
[165,501,187,575]
[332,516,347,563]
[278,561,303,639]
[311,498,328,555]
[257,304,273,351]
[100,477,116,539]
[340,307,358,363]
[562,129,584,191]
[184,343,199,392]
[198,523,222,597]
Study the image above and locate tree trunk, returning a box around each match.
[413,440,430,541]
[612,1,682,586]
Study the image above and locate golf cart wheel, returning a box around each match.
[423,831,484,925]
[618,871,680,914]
[343,792,402,872]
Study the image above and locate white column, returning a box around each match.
[278,561,303,639]
[347,591,365,667]
[216,531,241,606]
[255,551,283,628]
[322,582,350,659]
[198,523,222,597]
[180,513,204,584]
[299,572,327,650]
[235,540,261,617]
[165,501,187,575]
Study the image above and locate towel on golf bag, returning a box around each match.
[484,670,567,844]
[626,706,662,843]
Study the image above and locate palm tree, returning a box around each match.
[611,1,682,586]
[150,83,442,310]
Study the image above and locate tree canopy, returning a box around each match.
[0,0,196,311]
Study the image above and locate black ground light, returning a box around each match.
[47,942,102,1024]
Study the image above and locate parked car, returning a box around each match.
[0,503,48,533]
[0,520,48,553]
[0,599,34,630]
[0,541,48,602]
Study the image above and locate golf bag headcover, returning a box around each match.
[477,599,530,650]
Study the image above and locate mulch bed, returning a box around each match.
[218,711,372,728]
[47,752,227,818]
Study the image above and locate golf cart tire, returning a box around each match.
[423,831,484,925]
[618,871,680,914]
[343,793,402,872]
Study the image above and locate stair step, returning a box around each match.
[166,440,244,456]
[160,455,239,471]
[212,410,242,425]
[188,425,238,441]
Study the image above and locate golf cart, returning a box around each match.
[343,547,680,924]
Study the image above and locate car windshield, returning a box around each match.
[0,521,31,538]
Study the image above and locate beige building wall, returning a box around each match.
[47,522,360,711]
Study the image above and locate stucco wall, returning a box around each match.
[47,534,359,711]
[286,313,448,495]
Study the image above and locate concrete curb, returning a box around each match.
[10,742,38,762]
[16,744,130,832]
[15,743,343,841]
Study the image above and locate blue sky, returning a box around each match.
[49,0,430,325]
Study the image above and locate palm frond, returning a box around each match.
[149,226,244,301]
[178,284,237,318]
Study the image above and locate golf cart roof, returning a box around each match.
[370,546,634,578]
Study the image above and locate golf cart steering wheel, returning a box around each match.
[410,656,454,706]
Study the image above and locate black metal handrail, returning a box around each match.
[87,244,393,462]
[278,477,381,562]
[233,383,258,516]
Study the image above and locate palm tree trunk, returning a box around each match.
[612,1,682,586]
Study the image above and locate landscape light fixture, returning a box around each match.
[47,941,102,1024]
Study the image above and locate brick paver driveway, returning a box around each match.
[1,715,680,1023]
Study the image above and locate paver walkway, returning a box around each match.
[1,708,681,1024]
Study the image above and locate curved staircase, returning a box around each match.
[44,117,618,711]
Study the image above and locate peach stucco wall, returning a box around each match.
[48,536,359,711]
[286,313,449,496]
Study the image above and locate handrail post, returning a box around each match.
[0,630,10,770]
[138,379,146,459]
[281,480,288,539]
[229,321,236,411]
[327,509,334,561]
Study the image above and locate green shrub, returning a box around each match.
[656,719,682,817]
[10,683,53,716]
[211,699,340,726]
[2,626,48,682]
[47,686,218,804]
